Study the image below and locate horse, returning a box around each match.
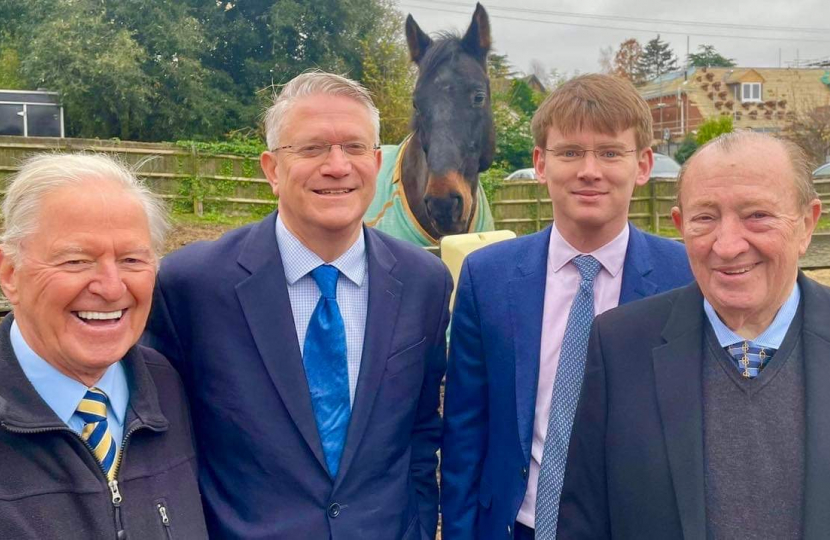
[365,3,496,246]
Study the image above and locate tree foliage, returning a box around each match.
[613,38,644,85]
[695,116,733,145]
[360,0,415,145]
[687,44,736,68]
[783,106,830,169]
[636,35,678,82]
[0,0,405,142]
[674,134,699,164]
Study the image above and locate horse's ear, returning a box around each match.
[406,14,432,64]
[461,3,491,65]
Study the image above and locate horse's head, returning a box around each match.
[405,3,494,236]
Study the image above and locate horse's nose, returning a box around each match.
[424,192,464,230]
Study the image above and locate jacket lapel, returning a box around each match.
[334,228,402,487]
[619,225,659,305]
[797,274,830,538]
[235,213,327,472]
[511,228,550,460]
[652,283,707,540]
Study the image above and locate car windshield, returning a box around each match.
[506,168,536,180]
[814,163,830,177]
[651,153,681,179]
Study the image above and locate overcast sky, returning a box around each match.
[394,0,830,79]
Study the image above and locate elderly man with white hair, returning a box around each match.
[0,154,207,539]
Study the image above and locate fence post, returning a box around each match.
[650,180,659,233]
[190,143,203,217]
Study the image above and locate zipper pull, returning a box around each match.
[108,480,122,506]
[157,503,170,526]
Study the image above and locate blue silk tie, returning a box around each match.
[535,255,602,539]
[304,264,351,478]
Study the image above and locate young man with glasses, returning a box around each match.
[441,73,693,540]
[144,71,451,539]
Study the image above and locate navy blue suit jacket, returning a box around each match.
[440,224,693,539]
[143,212,451,540]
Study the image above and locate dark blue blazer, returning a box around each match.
[143,212,451,540]
[440,224,693,540]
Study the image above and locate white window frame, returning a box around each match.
[741,82,762,103]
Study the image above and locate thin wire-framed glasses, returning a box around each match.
[273,142,380,160]
[545,147,637,166]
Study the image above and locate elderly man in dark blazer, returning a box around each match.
[558,131,829,539]
[143,71,451,540]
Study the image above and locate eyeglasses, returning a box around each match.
[545,147,637,165]
[273,142,380,160]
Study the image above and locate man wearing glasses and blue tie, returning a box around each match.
[441,73,693,540]
[144,71,451,539]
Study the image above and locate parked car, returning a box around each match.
[651,152,681,180]
[814,162,830,179]
[505,167,536,181]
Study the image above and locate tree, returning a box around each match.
[636,35,678,82]
[695,116,733,145]
[674,134,699,164]
[687,44,736,68]
[360,1,415,144]
[613,38,644,84]
[783,106,830,169]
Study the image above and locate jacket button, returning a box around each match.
[507,524,513,536]
[521,466,528,479]
[328,503,341,518]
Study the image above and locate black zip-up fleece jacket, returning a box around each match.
[0,315,208,539]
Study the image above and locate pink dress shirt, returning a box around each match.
[516,223,630,528]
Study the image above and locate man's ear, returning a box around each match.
[533,146,546,185]
[635,147,654,187]
[0,249,20,305]
[671,206,684,235]
[260,151,280,197]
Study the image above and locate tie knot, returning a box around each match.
[572,255,601,283]
[311,264,339,299]
[76,387,109,422]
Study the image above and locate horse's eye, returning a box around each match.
[472,91,486,107]
[412,99,419,113]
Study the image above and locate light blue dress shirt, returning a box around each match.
[10,319,129,444]
[704,283,801,349]
[275,215,369,405]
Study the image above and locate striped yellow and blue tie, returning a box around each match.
[76,388,119,480]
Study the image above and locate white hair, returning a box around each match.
[263,70,380,150]
[1,153,170,263]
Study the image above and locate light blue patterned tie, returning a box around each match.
[535,255,602,538]
[727,341,775,378]
[303,264,351,478]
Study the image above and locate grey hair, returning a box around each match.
[676,130,818,208]
[1,153,170,263]
[263,70,380,150]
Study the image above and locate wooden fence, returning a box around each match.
[0,136,273,218]
[2,136,829,235]
[2,137,830,314]
[491,178,830,235]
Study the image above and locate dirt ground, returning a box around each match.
[164,222,235,254]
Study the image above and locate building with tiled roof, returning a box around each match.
[638,67,830,145]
